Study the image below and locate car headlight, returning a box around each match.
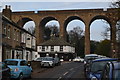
[91,77,98,80]
[84,61,86,64]
[49,61,53,64]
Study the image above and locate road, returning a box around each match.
[28,61,85,80]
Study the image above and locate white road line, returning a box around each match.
[69,68,74,71]
[57,77,62,80]
[63,72,68,76]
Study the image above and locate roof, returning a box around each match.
[39,37,71,46]
[92,58,118,62]
[4,59,26,61]
[85,54,98,57]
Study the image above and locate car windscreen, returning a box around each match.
[44,57,53,61]
[91,61,109,73]
[4,61,18,66]
[84,56,98,61]
[113,69,120,80]
[36,58,43,61]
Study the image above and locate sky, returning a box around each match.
[0,2,113,41]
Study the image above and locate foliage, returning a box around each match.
[67,26,84,57]
[95,39,111,57]
[90,41,100,54]
[44,25,59,40]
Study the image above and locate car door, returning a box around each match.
[20,61,31,77]
[2,63,10,80]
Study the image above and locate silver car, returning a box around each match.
[40,57,55,68]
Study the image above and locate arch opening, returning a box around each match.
[89,16,111,56]
[17,17,36,34]
[40,17,60,41]
[64,16,85,57]
[90,15,111,42]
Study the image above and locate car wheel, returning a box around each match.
[18,73,23,80]
[29,72,32,79]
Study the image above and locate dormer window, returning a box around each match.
[51,46,54,51]
[60,46,63,51]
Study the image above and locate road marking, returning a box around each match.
[69,68,74,71]
[63,72,68,76]
[57,77,62,80]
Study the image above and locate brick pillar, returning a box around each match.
[59,21,66,40]
[111,22,117,58]
[85,23,90,55]
[35,22,44,45]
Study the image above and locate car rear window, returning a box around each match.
[5,61,18,66]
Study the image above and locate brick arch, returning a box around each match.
[64,16,85,30]
[40,16,58,27]
[89,15,111,27]
[17,17,34,27]
[38,16,59,43]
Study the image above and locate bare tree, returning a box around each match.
[44,24,59,40]
[101,25,110,40]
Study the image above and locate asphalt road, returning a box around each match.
[28,61,85,80]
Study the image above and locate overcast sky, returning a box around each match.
[1,2,113,41]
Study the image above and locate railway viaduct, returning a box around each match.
[3,5,119,56]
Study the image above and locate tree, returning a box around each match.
[68,26,83,43]
[44,27,51,40]
[67,26,84,57]
[101,25,110,40]
[44,25,59,40]
[95,39,111,57]
[90,40,100,54]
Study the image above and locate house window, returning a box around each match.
[3,24,7,36]
[42,46,45,51]
[27,38,30,40]
[16,30,19,41]
[14,29,16,40]
[7,26,11,39]
[51,46,54,51]
[60,46,63,51]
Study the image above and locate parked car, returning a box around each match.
[84,54,99,77]
[101,61,120,80]
[84,54,98,64]
[86,58,119,80]
[0,62,10,80]
[33,57,44,61]
[54,57,61,66]
[40,57,55,68]
[4,59,33,80]
[73,57,84,62]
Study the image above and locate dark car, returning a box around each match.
[101,61,120,80]
[87,58,119,80]
[54,57,61,66]
[0,62,10,80]
[84,54,99,77]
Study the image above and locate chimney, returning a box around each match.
[2,5,12,20]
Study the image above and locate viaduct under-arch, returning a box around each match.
[5,6,119,56]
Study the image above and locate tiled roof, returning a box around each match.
[39,37,71,46]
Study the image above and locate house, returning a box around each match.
[37,36,75,61]
[1,5,37,61]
